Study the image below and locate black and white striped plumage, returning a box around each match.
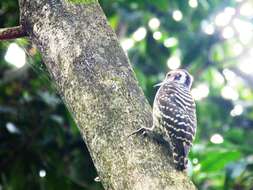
[153,69,197,170]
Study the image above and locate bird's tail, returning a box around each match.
[172,141,190,171]
[173,153,188,171]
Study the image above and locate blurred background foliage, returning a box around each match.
[0,0,253,189]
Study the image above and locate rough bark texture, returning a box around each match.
[19,0,196,189]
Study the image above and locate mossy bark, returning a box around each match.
[19,0,196,189]
[66,0,97,4]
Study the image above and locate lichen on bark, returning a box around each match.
[18,0,197,189]
[66,0,97,4]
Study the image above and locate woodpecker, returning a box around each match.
[132,69,197,171]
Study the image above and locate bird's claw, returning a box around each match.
[127,127,148,138]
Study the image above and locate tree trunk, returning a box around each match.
[18,0,196,189]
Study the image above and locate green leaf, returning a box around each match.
[200,150,241,172]
[147,0,169,11]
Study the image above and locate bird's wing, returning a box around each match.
[155,85,197,170]
[155,84,197,145]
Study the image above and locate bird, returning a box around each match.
[131,69,197,171]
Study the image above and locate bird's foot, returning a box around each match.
[127,127,152,138]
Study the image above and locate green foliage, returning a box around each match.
[1,0,253,189]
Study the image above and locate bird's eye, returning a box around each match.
[175,74,181,80]
[166,73,171,78]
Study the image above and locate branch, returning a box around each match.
[0,25,27,40]
[18,0,196,189]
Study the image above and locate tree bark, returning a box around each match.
[18,0,196,189]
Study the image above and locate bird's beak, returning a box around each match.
[153,81,166,87]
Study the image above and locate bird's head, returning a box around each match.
[155,69,194,89]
